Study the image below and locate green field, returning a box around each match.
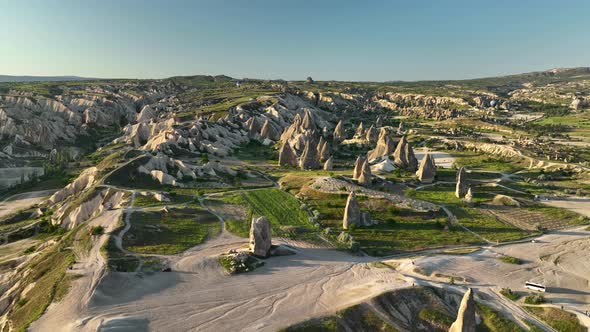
[303,189,482,255]
[124,207,220,254]
[406,185,531,242]
[524,307,585,332]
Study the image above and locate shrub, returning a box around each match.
[500,255,522,264]
[525,293,545,305]
[500,288,520,301]
[23,246,37,254]
[90,225,105,235]
[16,298,28,308]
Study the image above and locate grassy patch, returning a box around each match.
[225,219,250,238]
[451,152,521,173]
[223,188,314,238]
[53,274,83,303]
[524,307,585,332]
[132,192,194,208]
[233,140,277,163]
[418,308,454,328]
[499,288,520,301]
[499,255,522,265]
[124,207,220,255]
[477,303,525,331]
[7,228,78,331]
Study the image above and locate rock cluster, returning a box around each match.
[249,216,272,257]
[449,288,477,332]
[416,152,436,183]
[367,127,395,161]
[393,136,418,171]
[352,155,367,180]
[278,141,297,167]
[455,167,469,198]
[299,140,321,170]
[342,192,361,229]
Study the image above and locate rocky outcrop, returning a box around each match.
[49,167,98,204]
[455,167,469,198]
[571,97,589,110]
[333,120,344,142]
[357,160,372,186]
[464,187,473,203]
[323,156,333,170]
[367,127,395,161]
[353,122,365,139]
[492,194,520,207]
[352,155,367,180]
[416,152,436,183]
[299,140,321,170]
[53,189,126,229]
[278,141,297,167]
[249,216,272,257]
[393,136,417,171]
[370,157,396,174]
[136,105,157,123]
[449,288,476,332]
[342,192,361,229]
[260,119,278,141]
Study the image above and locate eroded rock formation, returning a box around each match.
[449,288,476,332]
[357,159,372,186]
[342,192,361,229]
[299,140,321,170]
[455,167,469,198]
[367,127,395,161]
[249,216,272,257]
[393,136,417,171]
[323,156,333,170]
[352,155,367,180]
[416,152,436,183]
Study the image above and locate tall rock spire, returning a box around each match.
[449,288,477,332]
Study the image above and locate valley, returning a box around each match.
[1,69,590,332]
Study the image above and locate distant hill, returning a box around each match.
[0,75,96,83]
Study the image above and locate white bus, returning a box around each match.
[525,281,546,292]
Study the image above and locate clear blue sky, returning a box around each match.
[1,0,589,81]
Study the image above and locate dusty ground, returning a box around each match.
[27,189,590,332]
[406,226,590,323]
[0,189,55,219]
[30,209,123,332]
[543,196,590,217]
